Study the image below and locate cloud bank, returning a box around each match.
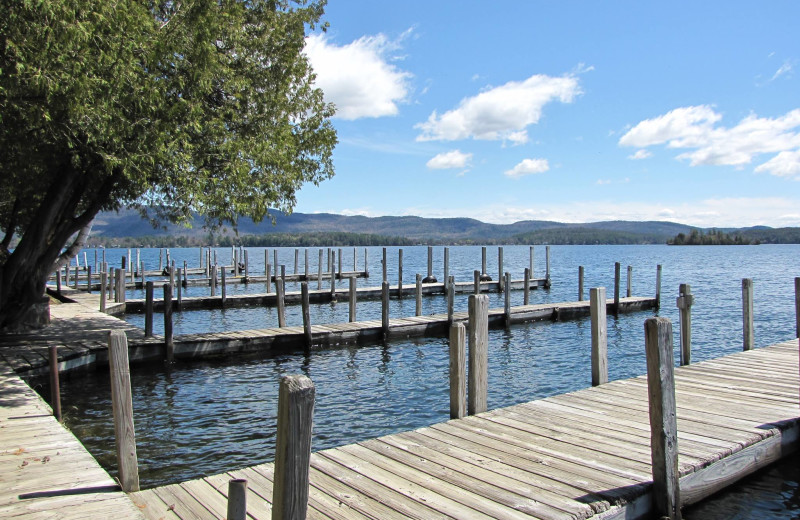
[426,150,473,170]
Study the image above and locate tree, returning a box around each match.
[0,0,337,329]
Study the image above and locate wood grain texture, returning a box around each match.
[449,322,467,419]
[468,294,489,415]
[108,330,140,492]
[590,287,608,386]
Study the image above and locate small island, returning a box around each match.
[668,229,759,245]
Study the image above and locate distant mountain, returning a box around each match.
[87,209,798,246]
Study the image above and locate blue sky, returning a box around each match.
[294,1,799,227]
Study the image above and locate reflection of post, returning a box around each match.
[677,284,693,365]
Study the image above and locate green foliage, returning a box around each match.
[667,229,759,245]
[86,232,415,248]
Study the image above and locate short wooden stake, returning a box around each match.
[449,322,467,419]
[613,262,621,317]
[272,375,315,520]
[627,265,633,298]
[277,278,286,328]
[108,330,140,492]
[524,268,530,305]
[301,283,312,347]
[468,294,489,415]
[656,264,663,309]
[163,284,173,362]
[473,270,481,295]
[227,479,248,520]
[144,281,154,337]
[677,284,693,365]
[742,278,754,351]
[398,249,404,297]
[415,274,422,316]
[578,266,584,301]
[644,317,681,520]
[382,281,390,335]
[447,276,455,325]
[349,277,357,323]
[590,287,608,386]
[504,272,511,325]
[48,346,62,422]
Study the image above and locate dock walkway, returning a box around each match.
[131,339,800,520]
[0,359,145,519]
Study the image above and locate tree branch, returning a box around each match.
[53,219,94,271]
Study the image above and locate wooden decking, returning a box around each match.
[0,360,145,519]
[130,339,800,520]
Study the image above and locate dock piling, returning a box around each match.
[449,322,466,419]
[578,266,584,301]
[99,272,106,312]
[444,247,450,286]
[423,246,437,283]
[301,283,312,347]
[398,249,403,297]
[382,281,390,336]
[504,272,511,325]
[468,294,489,415]
[382,247,387,282]
[447,276,455,325]
[108,330,140,493]
[349,277,357,323]
[415,274,422,316]
[227,479,247,520]
[656,264,663,309]
[644,317,681,520]
[277,278,286,328]
[677,284,693,365]
[627,265,633,298]
[743,278,754,351]
[590,287,608,386]
[163,284,173,362]
[144,282,154,337]
[545,246,551,288]
[473,270,480,295]
[614,262,621,317]
[221,266,227,306]
[524,268,531,305]
[498,248,504,292]
[317,250,323,291]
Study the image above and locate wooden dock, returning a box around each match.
[0,359,145,519]
[130,339,800,520]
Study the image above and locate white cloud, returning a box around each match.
[619,106,800,175]
[415,73,581,142]
[504,158,549,178]
[771,60,793,81]
[426,150,473,170]
[305,33,412,120]
[628,149,652,160]
[755,149,800,179]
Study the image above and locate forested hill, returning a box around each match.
[87,209,800,246]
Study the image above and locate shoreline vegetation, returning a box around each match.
[667,229,760,246]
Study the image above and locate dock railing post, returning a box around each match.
[301,282,312,347]
[277,277,286,328]
[468,294,489,415]
[677,284,693,365]
[590,287,608,386]
[144,281,154,337]
[227,479,247,520]
[627,265,633,297]
[48,346,62,422]
[524,268,531,305]
[398,249,403,297]
[348,277,357,323]
[382,281,390,336]
[449,322,466,419]
[415,274,422,316]
[447,276,455,325]
[272,375,315,520]
[108,330,140,493]
[613,262,620,317]
[163,284,173,363]
[656,264,663,309]
[644,317,681,520]
[578,266,584,302]
[743,278,754,351]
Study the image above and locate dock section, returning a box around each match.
[131,339,800,520]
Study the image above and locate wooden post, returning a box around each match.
[337,248,342,278]
[473,270,481,294]
[398,249,403,297]
[56,267,62,293]
[86,265,92,293]
[795,277,800,339]
[272,375,315,520]
[524,268,530,305]
[677,284,693,366]
[382,247,387,282]
[423,245,437,283]
[381,281,390,336]
[114,268,121,303]
[119,268,127,303]
[545,246,551,288]
[301,283,312,347]
[415,273,422,316]
[349,277,357,322]
[99,272,106,312]
[140,261,146,289]
[176,268,182,310]
[317,249,323,291]
[590,287,608,386]
[578,266,584,301]
[656,264,663,310]
[163,284,173,362]
[144,282,154,337]
[447,276,455,325]
[108,330,140,493]
[305,249,309,278]
[644,317,681,520]
[498,247,504,292]
[742,278,754,351]
[265,249,270,277]
[329,253,336,298]
[353,247,357,272]
[227,479,248,520]
[481,247,488,279]
[74,264,79,289]
[627,265,633,298]
[504,272,511,325]
[613,262,621,317]
[529,246,534,278]
[183,261,188,288]
[274,250,279,280]
[295,249,300,275]
[48,346,62,422]
[244,250,250,281]
[277,278,286,328]
[443,247,450,287]
[449,322,466,420]
[468,294,489,415]
[221,265,227,306]
[364,248,368,277]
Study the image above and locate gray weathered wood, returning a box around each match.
[317,249,323,290]
[349,277,357,323]
[48,345,61,422]
[108,330,140,493]
[144,281,154,337]
[468,294,489,415]
[677,284,693,365]
[163,284,173,362]
[330,253,336,297]
[382,247,387,282]
[86,265,92,293]
[498,247,504,292]
[529,246,534,278]
[449,322,467,419]
[353,247,357,271]
[504,272,511,324]
[305,248,309,277]
[444,247,449,286]
[274,250,279,279]
[473,270,481,295]
[382,281,390,335]
[227,478,247,520]
[277,278,286,328]
[656,264,663,309]
[644,317,681,520]
[578,266,584,302]
[524,267,531,305]
[627,265,633,298]
[447,276,455,324]
[99,271,106,312]
[423,245,437,283]
[221,265,227,306]
[265,249,270,277]
[613,262,621,317]
[795,277,800,339]
[590,287,608,386]
[74,265,79,289]
[545,246,551,287]
[415,274,422,316]
[295,249,300,275]
[398,249,403,297]
[481,246,488,280]
[176,268,182,310]
[56,267,63,293]
[272,375,315,520]
[742,278,754,351]
[244,250,250,280]
[301,282,312,347]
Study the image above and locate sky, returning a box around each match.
[292,1,800,228]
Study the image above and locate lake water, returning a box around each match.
[47,244,800,516]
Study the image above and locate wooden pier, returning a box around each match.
[129,338,800,519]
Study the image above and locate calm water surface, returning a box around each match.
[47,245,800,517]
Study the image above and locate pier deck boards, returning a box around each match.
[0,361,145,519]
[131,340,800,520]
